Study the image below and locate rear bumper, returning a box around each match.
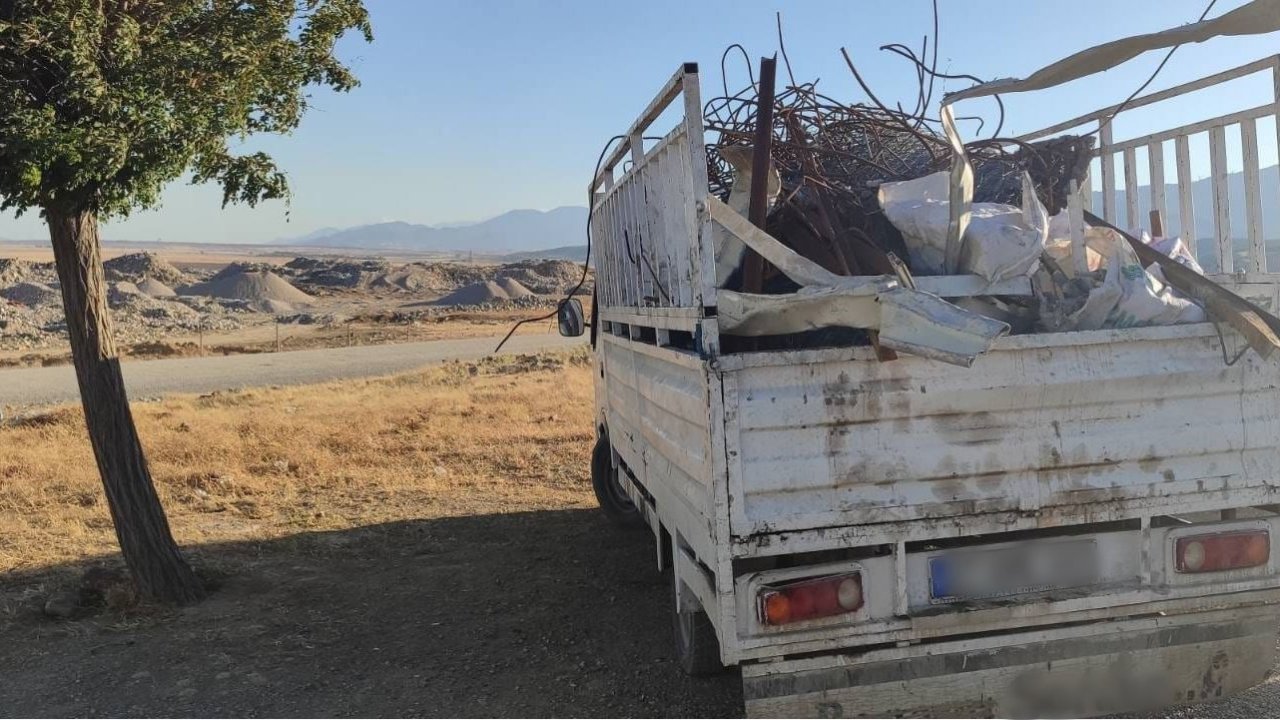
[742,603,1280,718]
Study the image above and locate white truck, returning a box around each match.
[560,54,1280,717]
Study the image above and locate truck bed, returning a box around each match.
[724,323,1280,551]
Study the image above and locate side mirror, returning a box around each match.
[557,298,586,337]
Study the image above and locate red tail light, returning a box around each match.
[1175,530,1269,573]
[758,573,863,626]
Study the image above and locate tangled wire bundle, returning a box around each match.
[703,35,1093,281]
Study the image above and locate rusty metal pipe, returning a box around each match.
[741,55,778,296]
[748,55,778,230]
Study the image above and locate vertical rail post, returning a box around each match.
[1100,121,1116,223]
[1241,117,1266,272]
[1209,124,1233,273]
[680,63,719,314]
[1274,59,1280,264]
[1175,134,1196,253]
[1147,141,1166,230]
[1123,147,1140,231]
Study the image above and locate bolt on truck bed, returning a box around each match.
[580,45,1280,720]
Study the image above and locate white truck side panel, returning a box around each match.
[727,324,1280,543]
[600,334,718,568]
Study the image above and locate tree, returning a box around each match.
[0,1,372,603]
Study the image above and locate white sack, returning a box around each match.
[1142,231,1205,292]
[878,170,1047,284]
[1070,231,1205,330]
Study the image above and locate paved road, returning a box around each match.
[0,333,585,408]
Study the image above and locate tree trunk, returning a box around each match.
[45,207,205,604]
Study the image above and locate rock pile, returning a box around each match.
[104,252,189,285]
[180,267,314,314]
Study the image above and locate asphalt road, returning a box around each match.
[0,333,585,408]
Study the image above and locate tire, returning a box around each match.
[672,570,724,677]
[591,434,643,528]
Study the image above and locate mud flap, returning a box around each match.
[741,607,1279,718]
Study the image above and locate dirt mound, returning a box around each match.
[136,277,177,298]
[374,263,487,294]
[104,252,189,285]
[109,281,142,305]
[208,262,280,280]
[434,280,514,306]
[1,282,59,307]
[255,298,297,315]
[283,257,391,289]
[495,260,589,295]
[0,258,33,285]
[181,270,314,305]
[495,277,534,298]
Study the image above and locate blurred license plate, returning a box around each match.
[929,539,1098,603]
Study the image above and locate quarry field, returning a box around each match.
[0,242,591,367]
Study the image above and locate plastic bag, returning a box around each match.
[1070,232,1205,330]
[1140,231,1204,292]
[878,171,1047,283]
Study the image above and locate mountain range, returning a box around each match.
[282,162,1280,261]
[1101,163,1280,240]
[288,206,587,254]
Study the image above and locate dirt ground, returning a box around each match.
[0,513,742,717]
[0,352,741,717]
[0,308,561,368]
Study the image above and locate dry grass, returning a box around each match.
[0,349,597,578]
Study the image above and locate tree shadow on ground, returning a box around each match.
[0,509,743,718]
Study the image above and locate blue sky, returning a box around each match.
[2,0,1278,244]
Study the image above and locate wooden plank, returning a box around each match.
[1175,135,1196,252]
[1080,162,1093,213]
[1209,125,1233,273]
[1016,56,1279,142]
[1123,146,1140,230]
[913,275,1033,297]
[1147,141,1166,227]
[1100,122,1116,223]
[1241,117,1266,271]
[1068,180,1089,276]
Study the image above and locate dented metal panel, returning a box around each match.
[726,324,1280,541]
[600,333,718,564]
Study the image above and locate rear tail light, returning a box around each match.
[758,573,862,626]
[1175,530,1269,573]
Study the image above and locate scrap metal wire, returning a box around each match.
[703,21,1094,281]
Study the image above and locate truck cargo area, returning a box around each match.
[576,6,1280,716]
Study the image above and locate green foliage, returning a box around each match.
[0,0,372,218]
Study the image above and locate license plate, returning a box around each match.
[929,539,1098,603]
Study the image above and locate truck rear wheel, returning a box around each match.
[591,434,642,528]
[673,573,724,676]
